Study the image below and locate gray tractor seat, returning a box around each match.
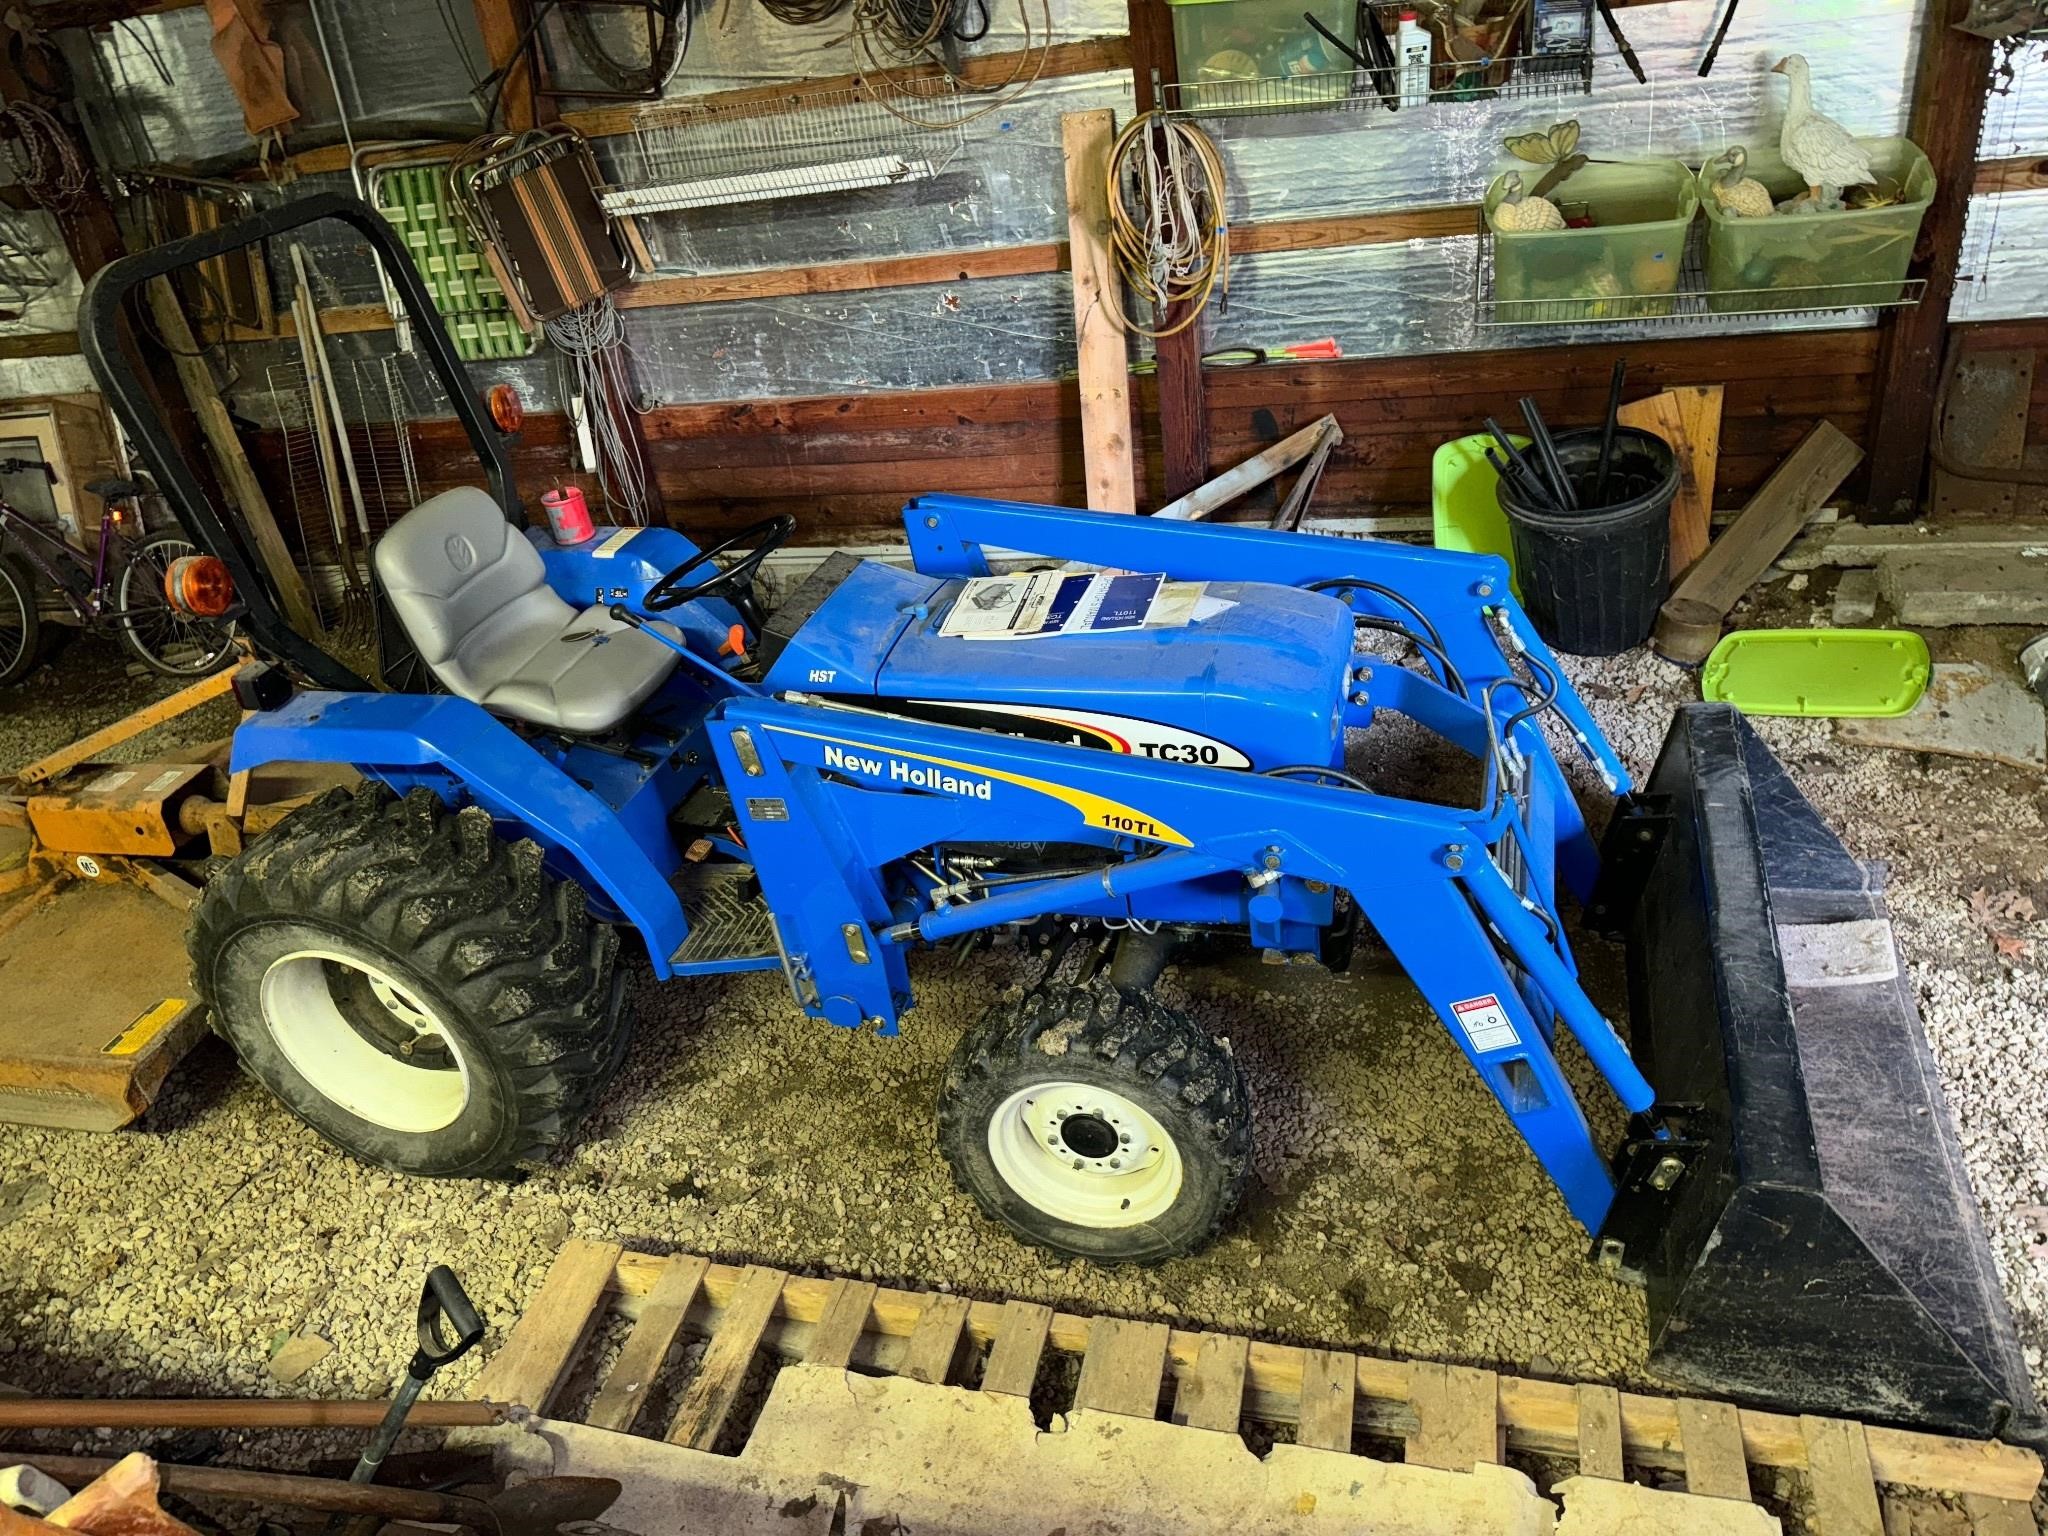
[374,487,683,734]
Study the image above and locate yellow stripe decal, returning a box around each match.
[102,998,187,1058]
[764,725,1192,847]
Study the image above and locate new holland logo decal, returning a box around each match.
[766,726,1190,846]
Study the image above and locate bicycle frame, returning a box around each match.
[0,497,123,622]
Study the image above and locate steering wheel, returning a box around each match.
[642,514,795,633]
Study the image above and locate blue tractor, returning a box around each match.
[81,195,2040,1442]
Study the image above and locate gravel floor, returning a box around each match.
[0,607,2043,1481]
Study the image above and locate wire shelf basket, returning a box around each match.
[1473,224,1927,331]
[601,77,967,216]
[1163,52,1590,118]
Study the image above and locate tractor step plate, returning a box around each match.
[668,864,778,966]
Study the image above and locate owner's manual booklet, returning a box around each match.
[940,571,1172,640]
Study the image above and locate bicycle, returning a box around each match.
[0,462,237,684]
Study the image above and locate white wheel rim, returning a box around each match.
[260,949,471,1133]
[986,1080,1185,1229]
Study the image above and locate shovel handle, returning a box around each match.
[413,1264,486,1378]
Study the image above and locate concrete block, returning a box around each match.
[1877,549,2048,627]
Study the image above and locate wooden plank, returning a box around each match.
[1295,1349,1356,1453]
[1072,1317,1170,1419]
[664,1264,785,1450]
[1863,3,1995,520]
[1155,416,1338,520]
[980,1300,1055,1398]
[609,1254,2047,1503]
[1062,109,1136,514]
[15,669,239,787]
[1407,1363,1501,1472]
[1618,384,1723,576]
[471,1238,621,1412]
[1654,421,1863,661]
[621,243,1068,311]
[804,1279,879,1371]
[1800,1417,1884,1536]
[1960,1495,2039,1535]
[1170,1332,1249,1433]
[471,0,535,132]
[1974,154,2048,195]
[0,331,80,360]
[1576,1385,1625,1481]
[898,1293,973,1386]
[583,1254,708,1433]
[1676,1398,1751,1502]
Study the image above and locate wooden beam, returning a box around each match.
[0,331,81,360]
[472,0,537,133]
[1973,154,2048,195]
[1126,0,1208,504]
[1062,109,1136,513]
[14,665,239,788]
[28,0,202,28]
[1863,0,1996,522]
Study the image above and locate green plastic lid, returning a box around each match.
[1700,629,1931,718]
[1430,432,1523,600]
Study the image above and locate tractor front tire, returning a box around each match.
[191,783,628,1177]
[938,980,1251,1264]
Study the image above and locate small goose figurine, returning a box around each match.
[1706,146,1774,218]
[1773,54,1875,207]
[1493,171,1565,232]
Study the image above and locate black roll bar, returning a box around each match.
[78,191,520,692]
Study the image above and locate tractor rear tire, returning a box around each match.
[937,979,1251,1264]
[190,783,628,1177]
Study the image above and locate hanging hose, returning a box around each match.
[1103,111,1229,340]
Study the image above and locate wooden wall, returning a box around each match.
[253,328,1886,547]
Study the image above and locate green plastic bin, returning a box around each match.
[1698,138,1933,313]
[1485,159,1696,323]
[1431,432,1523,598]
[1699,628,1931,718]
[1165,0,1355,87]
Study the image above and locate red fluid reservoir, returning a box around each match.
[542,484,595,545]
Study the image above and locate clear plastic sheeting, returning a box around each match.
[1978,35,2048,159]
[1210,0,1927,222]
[595,72,1130,272]
[542,0,1127,98]
[1954,187,2048,322]
[58,0,487,172]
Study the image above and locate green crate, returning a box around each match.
[1165,0,1355,85]
[1698,137,1933,313]
[1485,159,1695,321]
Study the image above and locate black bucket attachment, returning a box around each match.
[1595,703,2041,1442]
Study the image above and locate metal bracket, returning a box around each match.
[1586,792,1673,938]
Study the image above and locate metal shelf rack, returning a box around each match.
[1473,224,1927,332]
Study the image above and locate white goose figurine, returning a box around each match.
[1773,54,1875,207]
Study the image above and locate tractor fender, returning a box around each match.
[228,690,689,973]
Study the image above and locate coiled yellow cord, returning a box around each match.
[1103,111,1228,340]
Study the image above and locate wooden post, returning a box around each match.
[1126,0,1210,505]
[1062,109,1137,513]
[1861,0,1995,523]
[472,0,539,132]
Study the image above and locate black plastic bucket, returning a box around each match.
[1496,426,1678,656]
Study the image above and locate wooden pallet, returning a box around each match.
[471,1240,2042,1534]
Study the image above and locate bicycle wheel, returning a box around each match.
[0,551,42,685]
[115,534,237,677]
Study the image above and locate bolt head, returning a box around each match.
[1474,581,1495,598]
[924,514,940,528]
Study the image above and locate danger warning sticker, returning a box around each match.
[1451,994,1519,1054]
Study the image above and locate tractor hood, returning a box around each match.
[763,559,1354,771]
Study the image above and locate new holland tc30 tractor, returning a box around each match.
[80,194,2039,1443]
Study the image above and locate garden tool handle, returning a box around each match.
[412,1264,485,1378]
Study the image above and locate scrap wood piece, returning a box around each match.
[1617,384,1723,577]
[584,1254,709,1433]
[1406,1363,1501,1472]
[1676,1399,1751,1502]
[1153,415,1343,522]
[665,1264,785,1450]
[1072,1317,1170,1419]
[1652,421,1862,664]
[980,1300,1054,1398]
[473,1237,623,1414]
[1799,1417,1883,1536]
[1170,1332,1249,1433]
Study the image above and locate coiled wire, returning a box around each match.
[1104,111,1228,340]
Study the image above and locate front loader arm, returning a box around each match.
[709,694,1655,1234]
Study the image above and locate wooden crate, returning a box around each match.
[473,1240,2043,1534]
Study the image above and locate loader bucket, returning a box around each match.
[1595,704,2041,1441]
